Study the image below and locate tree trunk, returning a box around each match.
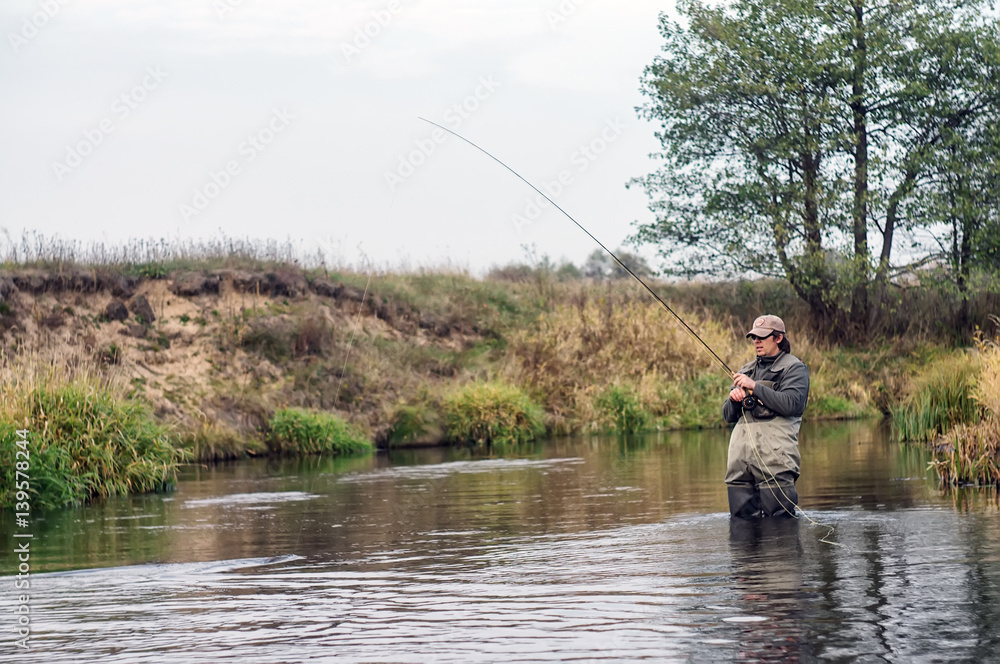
[799,150,844,336]
[958,201,974,335]
[850,0,870,337]
[870,163,920,333]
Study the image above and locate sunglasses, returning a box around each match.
[748,333,774,341]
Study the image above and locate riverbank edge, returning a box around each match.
[0,265,983,506]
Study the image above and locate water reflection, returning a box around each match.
[728,518,806,662]
[4,420,1000,661]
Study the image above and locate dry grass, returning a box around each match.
[507,297,726,432]
[931,333,1000,485]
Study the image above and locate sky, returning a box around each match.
[0,0,673,272]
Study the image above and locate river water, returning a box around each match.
[4,420,1000,663]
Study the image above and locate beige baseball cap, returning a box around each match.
[746,314,786,338]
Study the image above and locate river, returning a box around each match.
[3,420,1000,662]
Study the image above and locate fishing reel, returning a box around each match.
[742,394,760,411]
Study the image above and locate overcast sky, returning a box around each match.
[0,0,673,272]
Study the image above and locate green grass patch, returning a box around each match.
[0,381,182,509]
[267,408,373,456]
[890,350,980,442]
[596,385,650,433]
[442,382,545,445]
[387,402,442,447]
[656,372,733,430]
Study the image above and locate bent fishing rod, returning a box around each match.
[417,119,838,527]
[418,117,747,391]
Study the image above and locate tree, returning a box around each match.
[582,248,654,280]
[630,0,1000,338]
[908,113,1000,330]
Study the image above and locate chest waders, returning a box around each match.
[725,353,803,518]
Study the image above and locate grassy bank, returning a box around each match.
[0,238,996,502]
[925,335,1000,485]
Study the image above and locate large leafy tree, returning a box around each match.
[631,0,1000,337]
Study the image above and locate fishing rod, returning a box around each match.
[421,119,842,527]
[417,117,745,389]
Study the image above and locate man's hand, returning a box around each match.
[732,373,756,391]
[729,387,747,402]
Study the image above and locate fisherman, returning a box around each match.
[723,315,810,518]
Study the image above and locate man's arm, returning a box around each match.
[722,368,752,423]
[722,394,742,423]
[752,362,810,417]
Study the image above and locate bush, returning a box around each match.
[442,382,545,445]
[596,385,649,433]
[386,402,442,447]
[655,372,733,430]
[0,377,182,509]
[267,408,373,456]
[931,422,1000,486]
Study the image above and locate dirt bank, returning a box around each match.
[0,267,491,453]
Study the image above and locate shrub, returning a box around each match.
[930,422,1000,486]
[654,372,733,430]
[240,314,332,362]
[387,402,442,447]
[240,316,294,361]
[267,408,373,456]
[0,362,182,509]
[596,385,649,433]
[442,382,545,445]
[179,420,267,462]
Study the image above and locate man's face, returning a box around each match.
[751,332,781,357]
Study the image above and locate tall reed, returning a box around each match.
[889,350,980,442]
[931,335,1000,485]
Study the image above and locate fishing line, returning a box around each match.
[417,117,734,378]
[334,268,373,407]
[741,410,848,550]
[423,118,846,547]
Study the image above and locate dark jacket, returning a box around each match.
[722,352,810,423]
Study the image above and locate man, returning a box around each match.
[722,315,810,518]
